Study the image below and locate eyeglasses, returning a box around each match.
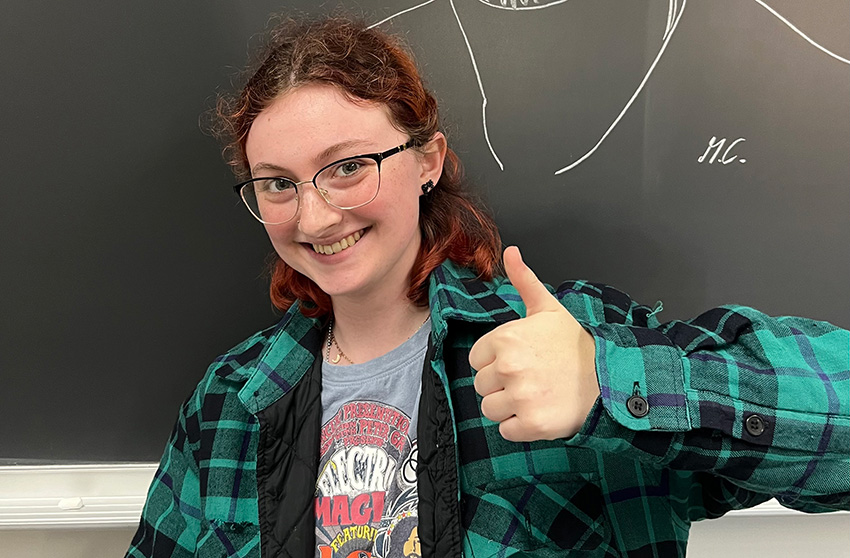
[234,140,415,225]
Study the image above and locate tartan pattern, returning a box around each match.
[128,260,849,557]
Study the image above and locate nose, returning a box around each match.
[296,185,343,236]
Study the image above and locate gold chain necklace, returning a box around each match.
[327,326,353,364]
[325,314,431,365]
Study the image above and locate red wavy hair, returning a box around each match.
[215,16,502,317]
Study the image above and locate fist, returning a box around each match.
[469,246,600,442]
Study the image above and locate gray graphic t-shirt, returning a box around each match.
[315,320,429,558]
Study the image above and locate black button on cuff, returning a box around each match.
[745,414,766,436]
[627,395,649,418]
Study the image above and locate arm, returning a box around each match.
[471,247,848,515]
[560,280,850,512]
[126,400,202,557]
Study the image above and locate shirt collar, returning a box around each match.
[229,259,525,413]
[233,303,323,414]
[428,258,523,333]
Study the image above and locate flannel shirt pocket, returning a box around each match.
[462,473,608,554]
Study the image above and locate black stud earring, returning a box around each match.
[421,179,435,195]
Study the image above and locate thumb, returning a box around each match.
[503,246,560,315]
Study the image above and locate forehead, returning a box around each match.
[245,84,401,166]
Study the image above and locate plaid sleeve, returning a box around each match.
[556,281,850,512]
[126,399,202,557]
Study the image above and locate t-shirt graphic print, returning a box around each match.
[315,400,419,558]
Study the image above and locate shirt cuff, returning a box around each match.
[583,322,691,433]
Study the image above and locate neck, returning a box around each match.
[328,285,430,365]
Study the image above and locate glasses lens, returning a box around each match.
[315,157,380,209]
[240,178,298,224]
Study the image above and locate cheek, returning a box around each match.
[373,189,421,232]
[263,223,298,255]
[383,173,423,216]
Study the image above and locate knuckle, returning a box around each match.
[472,370,490,396]
[491,323,519,343]
[505,325,526,343]
[510,381,534,403]
[522,408,554,440]
[479,397,495,421]
[524,426,548,441]
[499,422,522,443]
[468,351,482,371]
[497,355,525,376]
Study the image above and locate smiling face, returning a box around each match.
[245,83,444,305]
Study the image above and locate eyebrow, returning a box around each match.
[251,139,374,178]
[316,139,372,164]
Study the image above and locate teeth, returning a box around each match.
[312,230,364,255]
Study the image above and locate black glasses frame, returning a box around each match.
[233,139,416,224]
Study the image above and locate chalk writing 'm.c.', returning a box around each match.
[698,136,747,165]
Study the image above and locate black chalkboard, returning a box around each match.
[2,0,847,462]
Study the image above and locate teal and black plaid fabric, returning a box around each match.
[127,260,849,557]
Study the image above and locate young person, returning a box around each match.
[126,16,849,558]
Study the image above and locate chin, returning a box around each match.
[307,272,368,299]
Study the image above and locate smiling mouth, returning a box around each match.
[311,229,365,255]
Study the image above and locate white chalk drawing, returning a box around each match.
[698,136,747,165]
[476,0,572,11]
[370,1,850,174]
[553,0,685,175]
[751,0,850,65]
[369,0,437,28]
[448,0,503,169]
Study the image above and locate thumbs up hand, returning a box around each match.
[469,246,600,442]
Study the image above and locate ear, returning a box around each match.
[417,132,447,192]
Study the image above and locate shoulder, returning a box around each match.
[430,260,636,323]
[182,302,325,421]
[207,319,288,384]
[430,259,622,324]
[178,313,294,424]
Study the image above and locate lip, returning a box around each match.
[303,227,369,260]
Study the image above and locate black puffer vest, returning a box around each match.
[254,329,462,557]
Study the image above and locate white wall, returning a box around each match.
[688,513,849,558]
[0,527,137,558]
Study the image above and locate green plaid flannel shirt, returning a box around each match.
[127,260,849,557]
